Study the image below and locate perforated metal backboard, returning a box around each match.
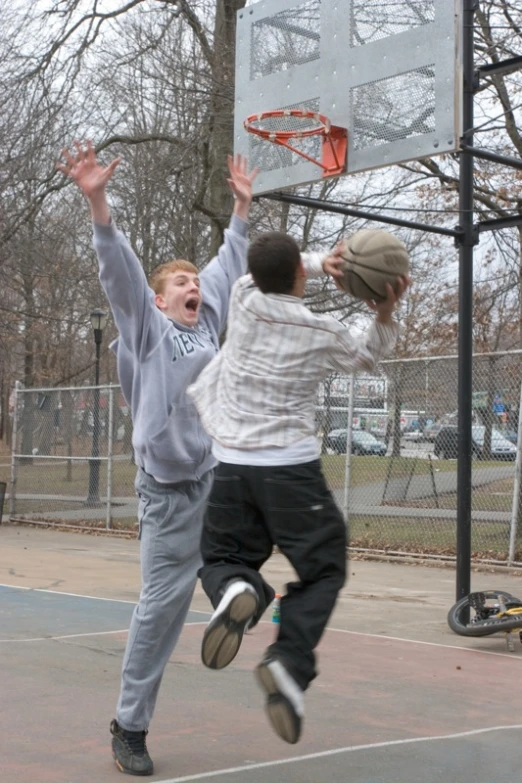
[234,0,461,194]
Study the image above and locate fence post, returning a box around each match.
[343,374,355,524]
[508,373,522,564]
[403,458,418,501]
[428,454,439,509]
[106,385,114,530]
[9,381,22,518]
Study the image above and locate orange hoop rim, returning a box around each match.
[243,109,332,141]
[243,108,348,177]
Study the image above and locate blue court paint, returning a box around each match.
[0,584,211,641]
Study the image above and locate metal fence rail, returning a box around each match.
[6,350,522,564]
[8,382,134,532]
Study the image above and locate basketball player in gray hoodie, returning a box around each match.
[57,140,258,775]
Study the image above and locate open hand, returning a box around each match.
[227,154,259,216]
[366,275,410,323]
[322,250,346,290]
[57,140,120,199]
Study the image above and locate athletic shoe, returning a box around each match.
[256,657,304,744]
[110,719,153,776]
[201,580,258,670]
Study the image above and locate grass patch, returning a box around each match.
[320,454,458,489]
[10,457,136,498]
[349,514,520,559]
[8,453,514,501]
[384,475,517,513]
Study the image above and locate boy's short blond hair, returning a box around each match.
[149,260,199,295]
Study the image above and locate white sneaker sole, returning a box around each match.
[256,661,303,744]
[202,590,258,670]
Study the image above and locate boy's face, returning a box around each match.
[154,271,202,326]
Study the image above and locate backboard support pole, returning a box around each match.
[455,0,478,612]
[260,192,461,238]
[460,144,522,170]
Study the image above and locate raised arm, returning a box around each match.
[329,276,409,375]
[198,155,258,340]
[56,140,120,224]
[57,141,164,357]
[301,247,345,279]
[227,153,259,221]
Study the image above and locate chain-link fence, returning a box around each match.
[6,350,522,563]
[8,382,136,534]
[317,350,522,565]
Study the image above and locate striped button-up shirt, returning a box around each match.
[188,259,398,450]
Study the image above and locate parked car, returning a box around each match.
[433,425,517,461]
[323,429,346,452]
[324,429,387,456]
[423,422,443,442]
[401,424,424,442]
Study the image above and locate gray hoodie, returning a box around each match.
[94,215,249,483]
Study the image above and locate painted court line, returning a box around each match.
[326,626,522,661]
[0,622,209,644]
[0,583,209,614]
[1,583,520,659]
[0,629,129,643]
[0,582,139,605]
[154,724,522,783]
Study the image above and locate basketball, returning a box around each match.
[338,230,409,302]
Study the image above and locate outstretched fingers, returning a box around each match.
[228,153,258,183]
[228,153,246,177]
[104,157,121,179]
[73,140,88,160]
[247,164,260,184]
[56,141,88,177]
[57,146,76,174]
[55,139,121,198]
[365,274,410,313]
[86,139,96,163]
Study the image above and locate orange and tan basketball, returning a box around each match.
[338,230,409,302]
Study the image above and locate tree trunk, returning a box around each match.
[207,0,248,255]
[20,330,35,463]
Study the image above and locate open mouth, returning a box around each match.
[185,297,199,314]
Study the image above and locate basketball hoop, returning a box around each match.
[244,109,347,177]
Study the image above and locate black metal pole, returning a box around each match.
[86,332,102,506]
[477,55,522,80]
[259,192,461,238]
[478,214,522,233]
[456,0,477,605]
[459,144,522,170]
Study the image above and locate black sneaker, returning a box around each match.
[255,657,304,744]
[201,580,258,670]
[110,719,154,776]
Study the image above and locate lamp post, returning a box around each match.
[86,309,107,506]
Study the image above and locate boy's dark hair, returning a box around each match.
[248,232,300,294]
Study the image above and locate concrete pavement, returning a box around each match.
[2,523,522,647]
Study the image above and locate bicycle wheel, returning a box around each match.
[447,591,522,637]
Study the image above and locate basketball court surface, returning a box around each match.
[2,525,522,783]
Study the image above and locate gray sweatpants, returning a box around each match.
[116,466,214,732]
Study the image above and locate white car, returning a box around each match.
[402,427,424,442]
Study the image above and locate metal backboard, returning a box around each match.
[234,0,461,194]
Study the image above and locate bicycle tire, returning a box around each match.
[447,591,522,637]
